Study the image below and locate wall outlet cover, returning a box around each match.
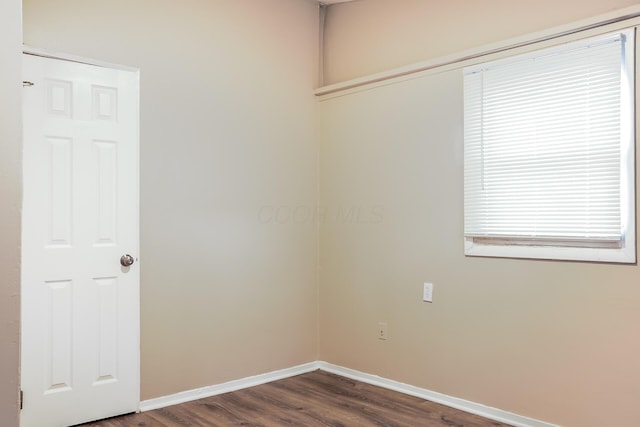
[423,283,433,303]
[377,322,388,340]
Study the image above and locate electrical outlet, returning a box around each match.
[377,322,388,340]
[423,282,433,303]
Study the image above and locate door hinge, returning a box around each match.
[19,389,23,410]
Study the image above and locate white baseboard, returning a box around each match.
[139,361,320,412]
[140,360,559,427]
[317,362,560,427]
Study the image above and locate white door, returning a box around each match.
[21,54,140,427]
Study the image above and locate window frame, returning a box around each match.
[463,29,636,264]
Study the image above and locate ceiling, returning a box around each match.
[321,0,358,4]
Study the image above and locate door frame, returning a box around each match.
[20,45,141,419]
[23,46,139,72]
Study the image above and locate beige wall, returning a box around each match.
[19,1,640,426]
[23,0,320,400]
[319,7,640,427]
[323,0,640,84]
[0,0,22,426]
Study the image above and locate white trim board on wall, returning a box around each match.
[317,362,560,427]
[139,361,560,427]
[315,4,640,98]
[139,362,319,412]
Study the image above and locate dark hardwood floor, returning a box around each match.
[80,370,512,427]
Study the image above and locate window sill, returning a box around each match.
[464,238,636,264]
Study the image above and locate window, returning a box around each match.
[464,29,635,263]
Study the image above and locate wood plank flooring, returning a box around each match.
[80,370,513,427]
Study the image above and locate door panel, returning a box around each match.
[21,54,139,427]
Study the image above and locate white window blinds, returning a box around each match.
[464,30,634,250]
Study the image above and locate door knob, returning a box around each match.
[120,254,135,267]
